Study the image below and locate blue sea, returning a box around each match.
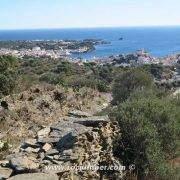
[0,26,180,59]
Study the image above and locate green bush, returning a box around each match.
[111,96,180,179]
[53,61,74,74]
[62,75,109,92]
[112,68,154,104]
[96,80,109,92]
[0,74,16,96]
[142,64,173,80]
[0,56,18,96]
[93,65,113,83]
[0,55,17,73]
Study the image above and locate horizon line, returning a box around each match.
[1,25,180,31]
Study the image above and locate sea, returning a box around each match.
[0,26,180,60]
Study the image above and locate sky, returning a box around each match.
[0,0,180,30]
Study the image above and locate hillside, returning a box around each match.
[0,55,179,179]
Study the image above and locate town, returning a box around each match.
[0,39,108,59]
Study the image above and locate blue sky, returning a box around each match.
[0,0,180,29]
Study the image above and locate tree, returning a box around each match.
[112,68,154,104]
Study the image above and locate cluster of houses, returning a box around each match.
[0,46,71,59]
[101,49,180,67]
[0,44,179,68]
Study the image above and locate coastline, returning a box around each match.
[0,27,180,58]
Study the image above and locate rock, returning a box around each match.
[56,133,76,149]
[53,155,59,160]
[0,167,13,179]
[10,156,39,172]
[46,149,59,156]
[8,173,59,180]
[37,127,50,139]
[3,114,122,179]
[50,121,92,137]
[50,160,63,165]
[44,156,63,165]
[37,137,60,144]
[44,155,54,161]
[48,130,62,138]
[42,143,52,152]
[68,110,92,118]
[22,147,40,153]
[37,120,93,149]
[58,155,73,162]
[62,149,73,156]
[74,116,110,127]
[38,152,45,160]
[23,139,39,148]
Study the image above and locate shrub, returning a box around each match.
[0,72,16,96]
[111,96,180,179]
[96,80,109,92]
[93,65,113,83]
[0,56,18,96]
[53,61,73,74]
[63,75,109,92]
[142,64,173,80]
[112,68,154,104]
[0,55,17,73]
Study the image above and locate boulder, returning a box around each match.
[8,173,59,180]
[37,127,50,139]
[0,167,13,179]
[10,156,39,172]
[38,120,92,149]
[50,121,91,137]
[68,110,92,118]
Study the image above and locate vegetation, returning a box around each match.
[112,68,154,104]
[111,68,180,179]
[111,94,180,179]
[0,56,19,97]
[0,55,179,179]
[142,64,173,80]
